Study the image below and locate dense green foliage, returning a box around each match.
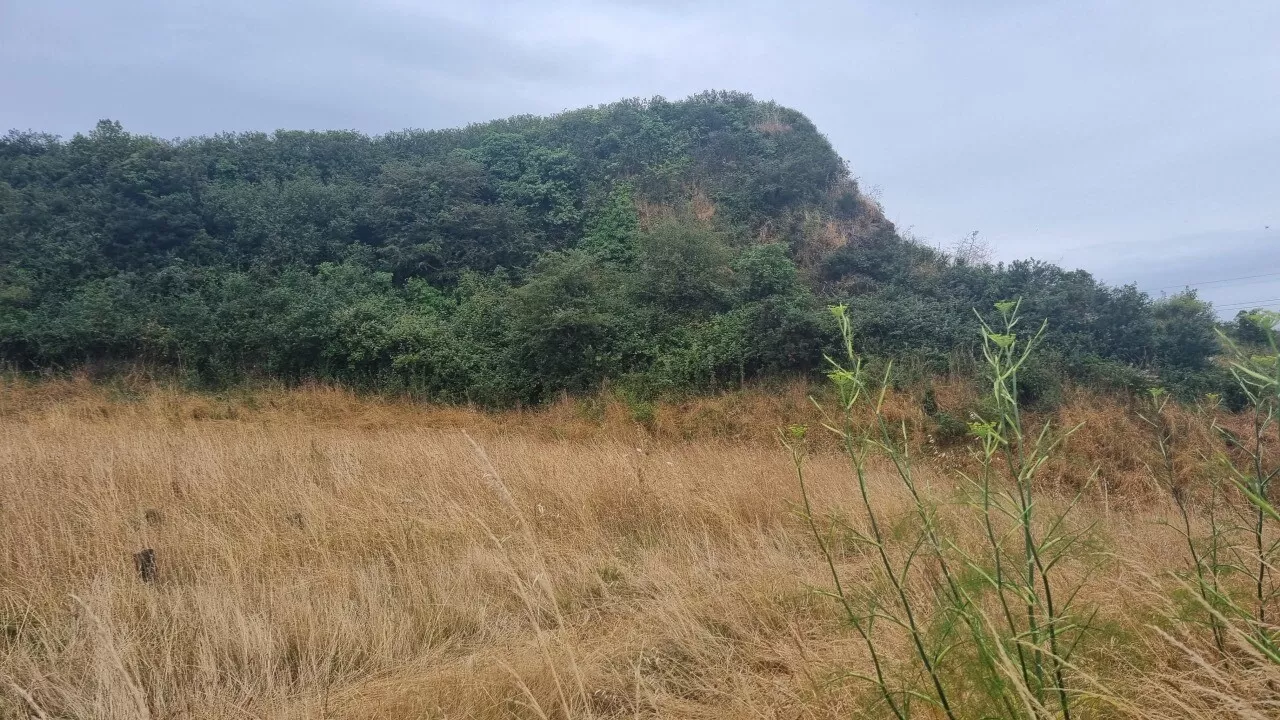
[0,92,1231,404]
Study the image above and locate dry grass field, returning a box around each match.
[0,381,1276,719]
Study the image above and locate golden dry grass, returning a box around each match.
[0,381,1274,718]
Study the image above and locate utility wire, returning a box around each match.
[1213,297,1280,311]
[1146,270,1280,293]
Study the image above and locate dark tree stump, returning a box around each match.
[133,548,157,583]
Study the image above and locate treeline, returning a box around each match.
[0,91,1246,405]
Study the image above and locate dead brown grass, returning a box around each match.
[0,381,1271,718]
[0,376,841,447]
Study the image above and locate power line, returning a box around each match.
[1208,297,1280,308]
[1146,270,1280,293]
[1214,297,1280,311]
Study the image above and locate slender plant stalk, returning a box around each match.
[1141,391,1227,652]
[787,435,907,720]
[1219,314,1280,652]
[975,300,1082,718]
[793,301,1095,719]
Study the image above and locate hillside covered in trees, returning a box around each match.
[0,91,1238,405]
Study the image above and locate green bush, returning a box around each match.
[0,94,1229,404]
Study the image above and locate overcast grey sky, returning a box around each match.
[3,0,1278,312]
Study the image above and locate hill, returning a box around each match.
[0,91,1229,404]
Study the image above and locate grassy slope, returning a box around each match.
[1,382,1276,718]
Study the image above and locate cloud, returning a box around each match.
[2,0,1277,305]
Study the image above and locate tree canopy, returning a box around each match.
[0,92,1230,404]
